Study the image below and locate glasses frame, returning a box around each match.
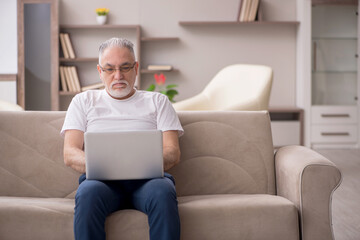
[99,62,137,74]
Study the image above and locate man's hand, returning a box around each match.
[163,130,181,171]
[64,130,86,173]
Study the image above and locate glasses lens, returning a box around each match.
[101,63,135,74]
[120,65,132,73]
[104,68,115,74]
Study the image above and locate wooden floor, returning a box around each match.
[315,149,360,240]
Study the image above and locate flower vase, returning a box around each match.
[96,15,107,25]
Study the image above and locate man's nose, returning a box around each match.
[113,69,123,79]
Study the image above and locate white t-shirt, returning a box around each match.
[60,89,184,137]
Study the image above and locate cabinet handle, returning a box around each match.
[313,41,317,71]
[321,114,350,118]
[321,132,350,136]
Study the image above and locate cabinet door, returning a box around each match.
[311,5,358,106]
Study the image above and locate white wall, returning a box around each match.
[1,0,298,107]
[60,0,298,107]
[0,0,17,103]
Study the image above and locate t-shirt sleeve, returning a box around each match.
[60,94,87,137]
[156,95,184,137]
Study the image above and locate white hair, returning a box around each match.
[98,38,135,64]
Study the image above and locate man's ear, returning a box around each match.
[97,64,103,82]
[135,62,139,76]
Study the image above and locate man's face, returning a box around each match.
[97,47,139,100]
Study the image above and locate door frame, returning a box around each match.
[17,0,59,110]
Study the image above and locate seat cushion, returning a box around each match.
[0,194,299,240]
[0,197,75,240]
[178,194,299,240]
[0,197,149,240]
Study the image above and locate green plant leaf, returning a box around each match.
[166,84,178,89]
[146,84,156,91]
[160,90,167,95]
[166,89,178,96]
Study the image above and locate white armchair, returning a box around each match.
[173,64,273,111]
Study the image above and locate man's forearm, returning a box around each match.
[163,146,180,171]
[64,147,86,173]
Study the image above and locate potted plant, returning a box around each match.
[95,8,109,25]
[147,73,179,103]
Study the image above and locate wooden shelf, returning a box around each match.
[312,0,357,5]
[60,24,140,29]
[140,69,179,74]
[179,21,300,26]
[59,91,80,96]
[60,57,98,63]
[141,37,179,42]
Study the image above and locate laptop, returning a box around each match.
[84,130,164,180]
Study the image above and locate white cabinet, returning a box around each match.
[310,3,359,148]
[311,106,358,146]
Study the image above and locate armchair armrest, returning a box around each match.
[275,145,342,240]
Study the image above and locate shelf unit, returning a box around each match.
[57,24,141,110]
[141,37,180,42]
[56,24,181,110]
[139,36,180,87]
[140,69,180,74]
[59,57,98,63]
[179,21,300,26]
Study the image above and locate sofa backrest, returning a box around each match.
[169,111,275,196]
[0,110,275,198]
[0,111,80,198]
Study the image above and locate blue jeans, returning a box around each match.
[74,173,180,240]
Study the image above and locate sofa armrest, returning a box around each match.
[275,145,342,240]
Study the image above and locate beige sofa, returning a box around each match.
[0,111,341,240]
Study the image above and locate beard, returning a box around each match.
[106,80,133,99]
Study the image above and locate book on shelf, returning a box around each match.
[59,66,68,91]
[248,0,260,22]
[63,66,75,92]
[236,0,243,21]
[60,66,81,92]
[59,33,76,59]
[239,0,249,22]
[64,33,76,59]
[70,66,81,92]
[238,0,261,22]
[147,65,173,71]
[59,33,69,59]
[243,0,252,21]
[81,82,104,91]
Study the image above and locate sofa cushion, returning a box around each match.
[0,197,75,240]
[0,197,150,240]
[170,111,275,196]
[0,194,299,240]
[178,194,299,240]
[0,111,80,198]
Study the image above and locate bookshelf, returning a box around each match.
[57,24,141,110]
[140,69,180,74]
[141,37,180,42]
[179,21,300,26]
[140,36,180,85]
[59,57,98,63]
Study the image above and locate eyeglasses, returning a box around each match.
[99,62,136,74]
